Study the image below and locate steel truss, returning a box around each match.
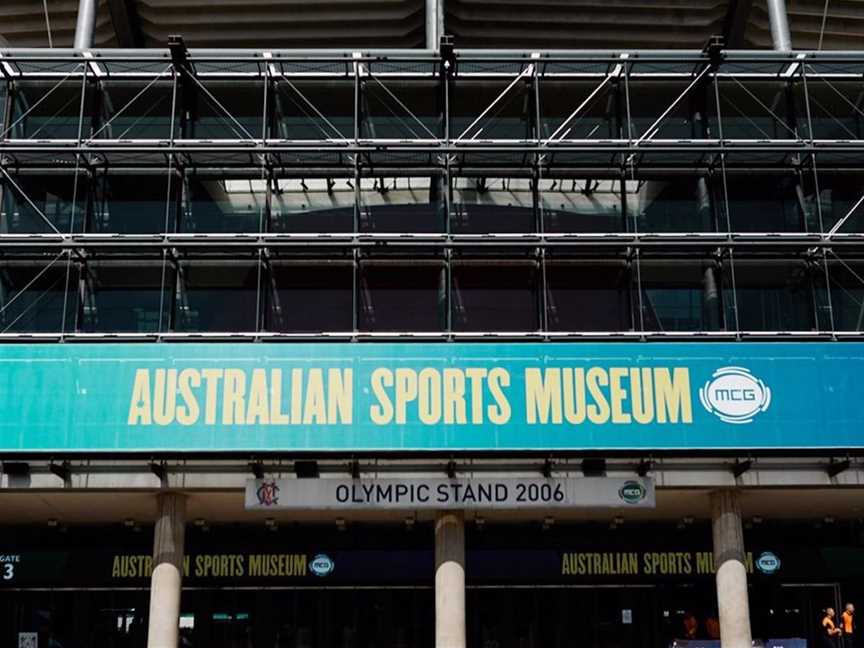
[2,47,864,341]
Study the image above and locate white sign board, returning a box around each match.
[246,477,654,511]
[18,633,38,648]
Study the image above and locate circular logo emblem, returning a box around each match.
[699,367,771,424]
[309,554,335,577]
[618,481,647,505]
[756,551,781,574]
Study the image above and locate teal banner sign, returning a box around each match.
[0,342,861,452]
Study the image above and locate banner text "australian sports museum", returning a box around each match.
[0,342,859,451]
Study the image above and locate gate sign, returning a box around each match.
[0,342,862,452]
[245,477,656,511]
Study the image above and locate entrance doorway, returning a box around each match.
[751,583,841,647]
[467,585,657,648]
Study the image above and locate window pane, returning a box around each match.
[364,79,440,139]
[728,260,816,331]
[360,176,445,234]
[12,81,89,140]
[176,262,258,332]
[542,179,623,233]
[270,178,355,233]
[275,80,353,140]
[639,261,723,332]
[182,178,265,233]
[451,178,535,234]
[360,262,444,332]
[267,263,353,332]
[81,262,170,333]
[187,82,263,140]
[0,261,76,333]
[546,261,631,331]
[723,173,805,232]
[98,81,176,140]
[825,259,864,332]
[452,262,538,331]
[811,172,864,234]
[1,173,86,234]
[626,176,716,233]
[90,173,175,234]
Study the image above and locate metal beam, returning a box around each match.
[106,0,144,48]
[73,0,98,50]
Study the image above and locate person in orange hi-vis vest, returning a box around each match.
[824,608,844,648]
[842,604,856,648]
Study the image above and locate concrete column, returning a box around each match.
[711,490,752,648]
[73,0,97,49]
[435,511,466,648]
[766,0,792,52]
[147,493,186,648]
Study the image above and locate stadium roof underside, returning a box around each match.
[1,0,863,51]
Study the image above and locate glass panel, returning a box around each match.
[97,80,177,140]
[176,262,258,332]
[452,261,538,332]
[542,178,624,233]
[274,79,353,140]
[804,78,864,141]
[90,173,176,234]
[359,176,445,234]
[80,262,171,333]
[182,177,265,233]
[11,80,89,140]
[639,260,724,332]
[187,81,263,140]
[1,173,86,234]
[540,79,619,140]
[626,176,717,233]
[0,261,77,333]
[716,80,803,140]
[363,79,440,139]
[626,80,715,140]
[811,172,864,234]
[359,262,444,332]
[270,177,355,233]
[723,173,806,232]
[727,260,817,331]
[546,261,631,331]
[825,259,864,332]
[451,79,531,140]
[451,177,535,234]
[267,262,353,333]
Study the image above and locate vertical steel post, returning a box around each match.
[767,0,792,52]
[426,0,443,50]
[73,0,97,50]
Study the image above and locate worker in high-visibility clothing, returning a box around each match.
[842,603,856,648]
[824,608,844,648]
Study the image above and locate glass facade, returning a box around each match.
[1,50,863,338]
[2,521,862,648]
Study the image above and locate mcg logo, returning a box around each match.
[699,367,771,424]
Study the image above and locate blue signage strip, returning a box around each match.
[0,342,860,452]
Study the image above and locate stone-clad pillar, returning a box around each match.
[711,489,752,648]
[435,511,466,648]
[147,493,186,648]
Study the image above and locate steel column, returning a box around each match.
[426,0,443,50]
[73,0,98,49]
[767,0,792,52]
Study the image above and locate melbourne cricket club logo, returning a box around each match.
[699,367,771,424]
[256,480,280,506]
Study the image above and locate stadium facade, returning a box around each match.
[3,1,864,647]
